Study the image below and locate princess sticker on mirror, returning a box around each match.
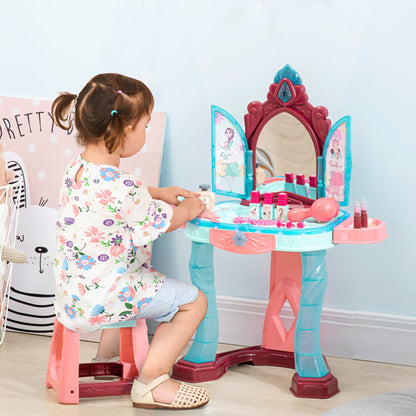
[325,123,346,200]
[214,111,246,195]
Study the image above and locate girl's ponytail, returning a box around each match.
[102,92,126,154]
[51,92,77,131]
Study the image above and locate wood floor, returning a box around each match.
[1,331,416,416]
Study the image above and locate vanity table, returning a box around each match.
[171,65,386,398]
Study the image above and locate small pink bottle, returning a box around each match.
[285,173,295,193]
[249,190,261,219]
[276,192,288,221]
[295,174,308,198]
[361,198,368,228]
[354,201,361,229]
[309,175,317,199]
[262,192,275,220]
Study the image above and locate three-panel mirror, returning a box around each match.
[211,64,352,207]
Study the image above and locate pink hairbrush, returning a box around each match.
[287,197,340,223]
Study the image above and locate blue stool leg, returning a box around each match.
[295,250,328,378]
[184,241,218,363]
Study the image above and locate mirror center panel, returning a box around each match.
[256,112,317,180]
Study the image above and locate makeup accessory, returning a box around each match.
[111,110,118,116]
[233,217,277,226]
[295,174,309,197]
[360,198,368,228]
[276,192,288,221]
[353,200,361,229]
[232,216,305,229]
[285,172,295,193]
[261,192,275,220]
[287,197,340,223]
[117,90,123,94]
[198,184,215,211]
[249,190,261,219]
[309,175,317,199]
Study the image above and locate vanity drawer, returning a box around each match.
[209,228,276,254]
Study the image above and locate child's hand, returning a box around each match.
[166,196,206,232]
[157,186,200,205]
[178,197,206,220]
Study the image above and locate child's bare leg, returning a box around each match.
[94,328,120,360]
[137,289,207,404]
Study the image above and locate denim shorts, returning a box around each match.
[133,278,199,322]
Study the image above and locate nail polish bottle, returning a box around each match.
[309,175,317,199]
[276,192,288,221]
[249,190,261,219]
[353,201,361,229]
[296,174,309,198]
[285,173,295,193]
[198,184,215,211]
[361,198,368,228]
[262,192,275,220]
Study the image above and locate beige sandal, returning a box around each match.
[131,374,209,409]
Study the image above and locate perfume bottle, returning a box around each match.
[261,192,275,220]
[276,192,288,221]
[249,190,261,219]
[198,184,215,211]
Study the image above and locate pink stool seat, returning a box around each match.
[46,318,149,404]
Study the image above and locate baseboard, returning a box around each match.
[215,295,416,367]
[89,295,416,367]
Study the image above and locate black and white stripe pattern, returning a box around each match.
[6,287,55,334]
[7,160,27,209]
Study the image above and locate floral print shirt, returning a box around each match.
[54,156,172,333]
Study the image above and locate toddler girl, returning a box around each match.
[52,73,209,409]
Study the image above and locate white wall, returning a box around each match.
[1,1,415,340]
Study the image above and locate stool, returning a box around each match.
[46,318,149,404]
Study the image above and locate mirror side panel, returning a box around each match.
[211,105,251,199]
[321,116,352,206]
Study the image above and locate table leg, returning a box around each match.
[262,251,302,351]
[184,241,218,363]
[172,242,296,383]
[172,241,224,382]
[290,250,339,398]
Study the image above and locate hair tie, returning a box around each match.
[111,110,118,116]
[117,90,122,94]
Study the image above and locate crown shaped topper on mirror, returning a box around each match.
[273,64,303,103]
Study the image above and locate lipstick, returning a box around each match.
[361,198,368,228]
[353,201,361,229]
